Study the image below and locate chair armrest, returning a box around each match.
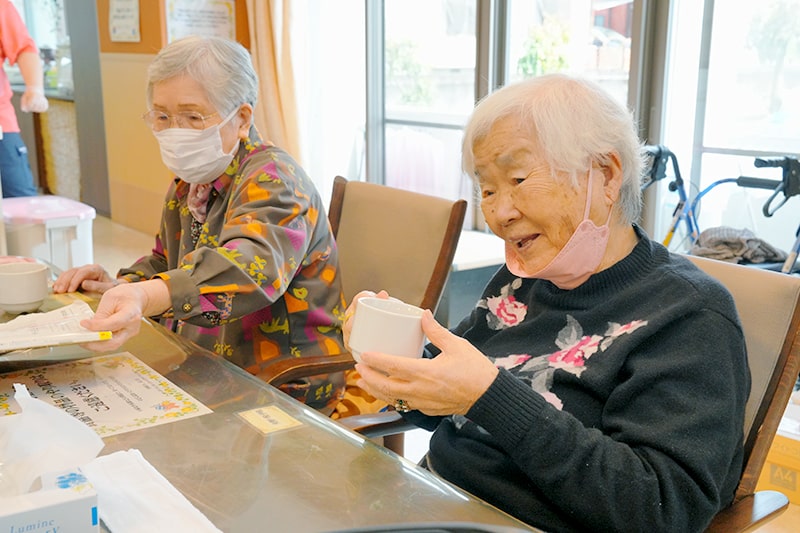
[256,353,355,388]
[337,410,418,439]
[705,490,789,533]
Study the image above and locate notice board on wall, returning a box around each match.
[166,0,236,43]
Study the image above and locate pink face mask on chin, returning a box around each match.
[506,171,612,289]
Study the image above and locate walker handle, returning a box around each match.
[736,176,783,190]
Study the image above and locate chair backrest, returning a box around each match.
[687,255,800,500]
[329,176,467,312]
[258,177,467,388]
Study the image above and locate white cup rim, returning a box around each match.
[0,262,49,275]
[359,296,424,317]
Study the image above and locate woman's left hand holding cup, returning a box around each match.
[342,289,390,349]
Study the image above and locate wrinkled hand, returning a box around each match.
[78,280,169,352]
[53,264,124,294]
[20,89,48,113]
[355,310,499,416]
[342,289,390,349]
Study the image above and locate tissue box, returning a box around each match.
[0,470,98,532]
[756,400,800,504]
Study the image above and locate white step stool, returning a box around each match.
[2,195,96,273]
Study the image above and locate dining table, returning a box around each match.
[0,292,538,533]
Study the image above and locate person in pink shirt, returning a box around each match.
[0,0,48,198]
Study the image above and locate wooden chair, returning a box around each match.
[258,176,467,452]
[686,256,800,531]
[328,176,467,311]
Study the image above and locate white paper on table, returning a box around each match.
[0,301,111,351]
[81,449,222,533]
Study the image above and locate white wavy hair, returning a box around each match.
[462,73,645,224]
[146,36,258,119]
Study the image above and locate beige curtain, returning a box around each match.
[245,0,302,163]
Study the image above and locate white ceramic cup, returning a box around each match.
[349,297,426,363]
[0,261,50,314]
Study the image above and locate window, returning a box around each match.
[506,0,633,105]
[659,0,800,254]
[295,0,643,231]
[382,0,477,223]
[4,0,71,92]
[377,0,638,229]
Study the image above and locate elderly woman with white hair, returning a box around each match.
[54,36,346,413]
[346,74,749,532]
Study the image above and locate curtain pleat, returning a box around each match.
[245,0,302,163]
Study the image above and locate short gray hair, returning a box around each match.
[462,74,644,224]
[146,36,258,117]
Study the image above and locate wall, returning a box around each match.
[95,0,249,235]
[99,52,165,234]
[66,1,111,215]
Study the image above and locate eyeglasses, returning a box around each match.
[142,110,219,131]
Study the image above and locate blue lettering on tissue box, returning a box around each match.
[56,471,88,488]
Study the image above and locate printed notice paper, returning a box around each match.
[0,352,212,436]
[166,0,235,43]
[0,300,111,351]
[109,0,141,42]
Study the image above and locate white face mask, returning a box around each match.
[154,108,241,185]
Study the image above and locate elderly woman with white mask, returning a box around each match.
[345,74,750,532]
[54,36,346,413]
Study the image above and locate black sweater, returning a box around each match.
[410,228,749,532]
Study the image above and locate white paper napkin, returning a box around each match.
[0,383,104,496]
[81,449,221,533]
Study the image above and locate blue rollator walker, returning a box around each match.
[642,145,800,274]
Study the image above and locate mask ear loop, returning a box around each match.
[218,106,245,156]
[583,169,614,225]
[218,106,242,129]
[582,170,594,220]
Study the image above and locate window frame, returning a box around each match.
[365,0,660,232]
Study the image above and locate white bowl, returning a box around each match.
[0,262,50,314]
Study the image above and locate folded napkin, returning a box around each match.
[81,449,221,533]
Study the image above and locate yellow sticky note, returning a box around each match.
[237,405,302,435]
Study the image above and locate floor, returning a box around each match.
[92,215,154,276]
[91,214,799,532]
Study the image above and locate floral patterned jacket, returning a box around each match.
[119,129,346,413]
[408,227,750,532]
